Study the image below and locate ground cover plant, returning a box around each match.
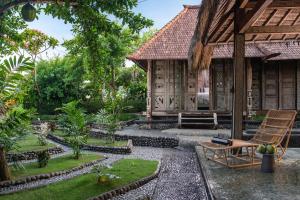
[10,153,102,179]
[9,134,55,153]
[1,159,158,200]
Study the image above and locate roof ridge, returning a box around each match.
[128,6,190,60]
[183,5,201,9]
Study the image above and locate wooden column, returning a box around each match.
[232,7,246,139]
[146,60,152,125]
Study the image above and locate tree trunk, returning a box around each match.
[0,147,11,181]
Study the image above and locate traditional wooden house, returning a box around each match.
[128,5,300,121]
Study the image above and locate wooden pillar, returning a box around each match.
[232,7,246,139]
[146,60,152,126]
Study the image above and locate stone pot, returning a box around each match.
[261,154,275,173]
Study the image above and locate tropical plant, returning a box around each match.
[0,56,34,181]
[92,163,120,184]
[95,88,128,143]
[37,150,50,168]
[56,101,88,159]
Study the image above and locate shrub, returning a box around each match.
[37,150,50,168]
[37,122,49,146]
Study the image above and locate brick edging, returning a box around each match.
[89,161,161,200]
[0,158,107,189]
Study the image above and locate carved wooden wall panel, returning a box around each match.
[185,62,197,111]
[152,60,184,112]
[279,61,296,110]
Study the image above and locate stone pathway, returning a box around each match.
[113,149,208,200]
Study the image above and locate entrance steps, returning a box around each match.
[178,112,218,129]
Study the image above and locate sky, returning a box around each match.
[26,0,201,59]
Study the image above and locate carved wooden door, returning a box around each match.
[279,62,296,109]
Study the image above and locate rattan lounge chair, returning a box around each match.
[199,110,297,168]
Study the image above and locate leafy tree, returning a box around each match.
[24,57,88,114]
[0,7,27,57]
[0,56,34,181]
[18,29,59,62]
[57,101,88,159]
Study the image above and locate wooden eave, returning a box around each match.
[190,0,300,69]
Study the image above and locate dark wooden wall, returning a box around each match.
[211,59,299,112]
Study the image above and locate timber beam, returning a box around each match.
[239,0,273,33]
[246,25,300,34]
[246,0,300,9]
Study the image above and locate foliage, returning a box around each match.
[95,88,129,143]
[0,55,34,101]
[17,29,59,61]
[57,101,88,159]
[0,8,27,57]
[24,57,89,114]
[92,163,120,184]
[38,122,49,146]
[3,159,158,200]
[37,150,50,168]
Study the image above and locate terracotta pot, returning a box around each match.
[261,154,275,173]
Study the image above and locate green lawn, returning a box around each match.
[2,159,158,200]
[10,134,56,153]
[11,153,103,179]
[52,131,128,147]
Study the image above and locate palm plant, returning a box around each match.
[0,56,34,181]
[56,101,88,159]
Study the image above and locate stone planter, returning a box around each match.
[261,154,275,173]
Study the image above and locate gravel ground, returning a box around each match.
[113,149,208,200]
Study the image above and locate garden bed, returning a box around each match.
[47,133,133,154]
[0,159,159,200]
[0,153,105,189]
[90,129,179,148]
[9,134,56,153]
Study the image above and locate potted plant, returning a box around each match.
[257,144,276,173]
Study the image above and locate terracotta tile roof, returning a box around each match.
[128,5,199,60]
[129,5,300,62]
[213,42,300,60]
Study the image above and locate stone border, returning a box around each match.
[6,147,65,162]
[89,161,161,200]
[0,157,107,189]
[195,146,215,200]
[47,134,133,154]
[90,129,179,148]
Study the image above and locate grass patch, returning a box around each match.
[2,159,158,200]
[52,131,128,147]
[11,153,103,180]
[86,138,127,147]
[10,134,56,153]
